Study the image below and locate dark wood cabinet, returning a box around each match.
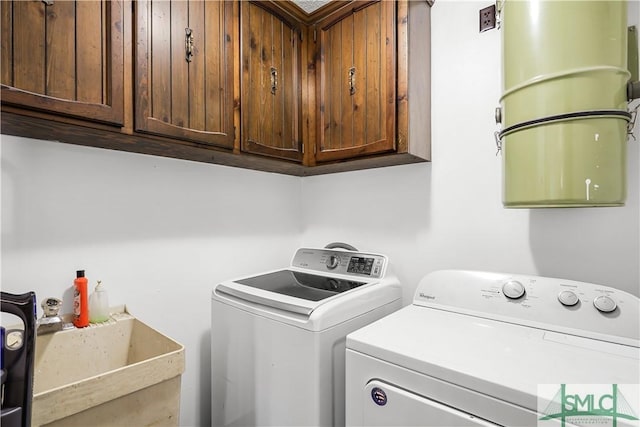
[134,0,237,149]
[240,2,302,162]
[0,0,124,125]
[314,0,396,163]
[1,0,431,176]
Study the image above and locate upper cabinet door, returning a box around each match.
[315,0,395,163]
[0,0,124,125]
[240,2,302,162]
[135,0,236,149]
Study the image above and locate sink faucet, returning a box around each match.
[37,297,65,335]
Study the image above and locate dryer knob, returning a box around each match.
[593,295,617,313]
[326,255,339,269]
[558,290,579,307]
[502,280,525,299]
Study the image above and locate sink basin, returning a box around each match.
[32,310,184,427]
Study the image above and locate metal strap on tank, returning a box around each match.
[498,109,632,140]
[494,109,632,155]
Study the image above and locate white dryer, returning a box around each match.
[211,245,402,427]
[346,270,639,426]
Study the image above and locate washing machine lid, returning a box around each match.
[218,269,368,316]
[346,270,640,415]
[214,247,400,325]
[236,270,368,301]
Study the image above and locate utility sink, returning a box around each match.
[32,310,185,427]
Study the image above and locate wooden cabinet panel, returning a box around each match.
[1,0,430,175]
[314,0,395,163]
[135,0,236,149]
[0,0,124,125]
[241,2,302,162]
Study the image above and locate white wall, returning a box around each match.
[1,136,302,426]
[301,0,640,304]
[1,2,639,426]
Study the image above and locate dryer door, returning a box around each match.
[363,380,498,426]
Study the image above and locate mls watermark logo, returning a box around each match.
[538,384,640,427]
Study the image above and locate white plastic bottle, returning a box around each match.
[89,280,110,323]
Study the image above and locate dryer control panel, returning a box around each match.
[291,248,387,279]
[413,270,639,347]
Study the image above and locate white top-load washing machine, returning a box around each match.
[346,270,640,426]
[211,245,402,427]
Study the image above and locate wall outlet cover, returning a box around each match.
[480,4,496,33]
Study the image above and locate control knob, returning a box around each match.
[326,255,339,270]
[502,280,525,299]
[557,290,579,307]
[593,295,617,313]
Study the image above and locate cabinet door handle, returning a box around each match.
[348,67,356,95]
[42,0,54,5]
[270,67,278,95]
[185,28,194,63]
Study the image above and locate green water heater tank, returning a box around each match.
[498,0,630,208]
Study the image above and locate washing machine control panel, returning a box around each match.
[413,270,639,346]
[291,248,387,279]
